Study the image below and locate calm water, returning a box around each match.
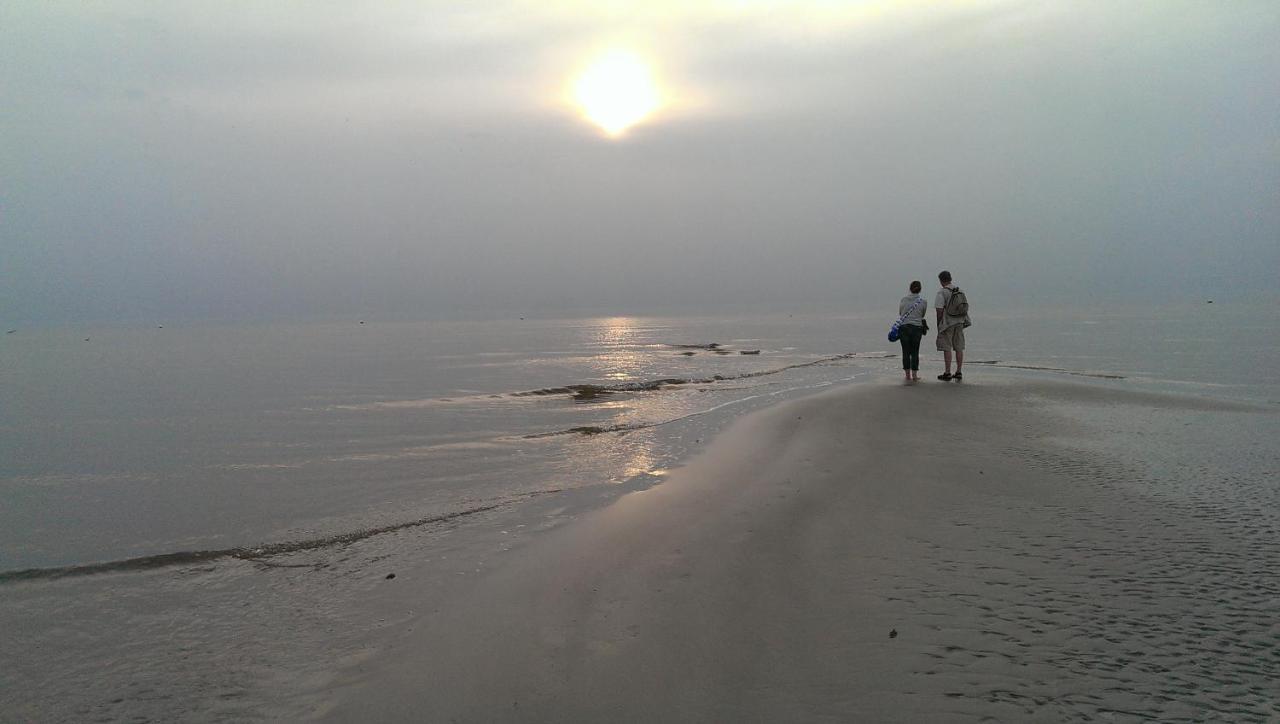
[3,302,1278,722]
[1,303,1274,572]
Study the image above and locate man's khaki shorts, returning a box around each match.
[936,324,966,352]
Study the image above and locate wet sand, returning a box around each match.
[318,379,1280,722]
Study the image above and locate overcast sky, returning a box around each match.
[3,1,1277,322]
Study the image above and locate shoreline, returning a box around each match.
[315,378,1278,721]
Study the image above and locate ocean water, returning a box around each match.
[1,302,1273,573]
[2,315,871,573]
[1,302,1277,721]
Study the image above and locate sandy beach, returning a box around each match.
[316,379,1278,722]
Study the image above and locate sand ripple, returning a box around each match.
[883,398,1279,721]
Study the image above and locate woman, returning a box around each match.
[897,280,927,382]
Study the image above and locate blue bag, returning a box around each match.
[888,297,923,343]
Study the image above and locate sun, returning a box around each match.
[572,51,661,137]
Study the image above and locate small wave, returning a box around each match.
[523,423,647,439]
[670,343,760,355]
[326,440,510,463]
[1,472,161,487]
[512,353,862,402]
[666,342,724,350]
[211,463,307,471]
[970,361,1125,379]
[525,371,867,439]
[513,379,692,401]
[0,492,561,584]
[341,353,866,410]
[329,394,504,411]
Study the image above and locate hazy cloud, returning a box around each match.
[2,0,1276,322]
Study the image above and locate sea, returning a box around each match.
[1,302,1276,720]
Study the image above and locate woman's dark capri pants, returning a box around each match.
[899,324,923,371]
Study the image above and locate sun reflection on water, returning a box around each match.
[592,317,646,382]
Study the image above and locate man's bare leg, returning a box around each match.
[955,350,963,374]
[943,350,953,375]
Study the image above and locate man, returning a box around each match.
[934,270,969,381]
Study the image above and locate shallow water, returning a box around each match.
[2,314,881,571]
[3,303,1271,574]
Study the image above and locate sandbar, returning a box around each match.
[319,378,1278,722]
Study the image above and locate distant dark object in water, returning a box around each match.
[524,422,645,438]
[568,426,607,435]
[6,330,14,334]
[671,342,721,350]
[517,384,612,400]
[512,354,857,402]
[567,384,610,401]
[157,325,163,329]
[360,320,365,324]
[889,628,898,639]
[1206,300,1213,304]
[84,338,90,341]
[385,572,396,580]
[679,351,695,356]
[740,350,761,355]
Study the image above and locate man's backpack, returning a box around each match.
[945,287,969,317]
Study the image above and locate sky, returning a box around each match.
[2,0,1277,322]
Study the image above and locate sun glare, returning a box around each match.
[573,51,661,137]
